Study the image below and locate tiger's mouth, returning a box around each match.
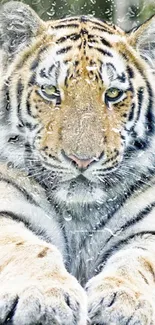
[67,175,92,192]
[25,144,123,205]
[53,176,106,205]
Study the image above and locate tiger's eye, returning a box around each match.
[40,85,61,103]
[105,88,123,102]
[107,88,119,98]
[42,85,57,96]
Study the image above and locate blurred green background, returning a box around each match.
[0,0,155,30]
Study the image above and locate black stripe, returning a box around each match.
[40,68,47,78]
[17,79,24,125]
[0,211,55,245]
[64,68,70,87]
[54,24,79,29]
[0,211,31,227]
[132,137,150,151]
[56,46,72,55]
[30,46,51,72]
[117,72,126,83]
[131,80,154,150]
[0,81,11,126]
[87,35,98,44]
[145,81,154,135]
[30,46,50,74]
[105,201,155,247]
[125,61,154,147]
[59,17,79,23]
[37,45,50,56]
[88,34,97,40]
[80,28,88,35]
[25,122,39,131]
[135,87,144,122]
[92,26,113,34]
[100,151,119,165]
[127,65,134,79]
[26,91,34,118]
[60,16,109,30]
[100,38,112,47]
[76,170,154,261]
[94,47,113,57]
[90,19,113,30]
[30,59,39,71]
[128,102,135,121]
[28,73,36,85]
[5,88,10,111]
[48,64,55,75]
[96,231,155,274]
[0,177,39,207]
[102,164,119,172]
[16,80,34,130]
[126,60,154,137]
[56,33,81,44]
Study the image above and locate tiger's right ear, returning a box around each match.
[128,15,155,68]
[0,1,45,57]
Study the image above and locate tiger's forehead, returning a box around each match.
[36,22,128,90]
[47,16,125,39]
[44,16,126,52]
[33,16,128,89]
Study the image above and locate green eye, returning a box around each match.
[105,88,123,102]
[41,85,58,97]
[40,85,61,104]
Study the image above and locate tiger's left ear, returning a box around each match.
[0,1,46,58]
[128,15,155,68]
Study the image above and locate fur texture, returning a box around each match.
[0,2,155,324]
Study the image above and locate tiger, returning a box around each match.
[0,1,155,324]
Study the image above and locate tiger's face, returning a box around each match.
[1,3,155,206]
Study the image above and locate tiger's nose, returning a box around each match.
[62,150,104,170]
[62,151,104,170]
[68,155,95,169]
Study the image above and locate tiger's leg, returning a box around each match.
[86,236,155,325]
[0,216,87,325]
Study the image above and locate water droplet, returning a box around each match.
[8,135,19,144]
[32,0,40,5]
[47,8,55,17]
[90,0,96,4]
[46,122,53,133]
[64,214,72,221]
[7,161,14,169]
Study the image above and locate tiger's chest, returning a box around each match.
[59,182,155,286]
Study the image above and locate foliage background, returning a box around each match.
[0,0,155,30]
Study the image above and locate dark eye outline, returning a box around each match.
[105,88,124,104]
[39,85,61,104]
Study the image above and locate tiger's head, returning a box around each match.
[0,2,155,207]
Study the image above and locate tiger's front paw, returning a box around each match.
[86,274,154,325]
[0,241,87,325]
[0,275,87,325]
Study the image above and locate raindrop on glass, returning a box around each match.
[64,214,72,221]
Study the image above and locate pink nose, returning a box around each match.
[68,155,95,169]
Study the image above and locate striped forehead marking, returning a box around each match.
[48,16,124,42]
